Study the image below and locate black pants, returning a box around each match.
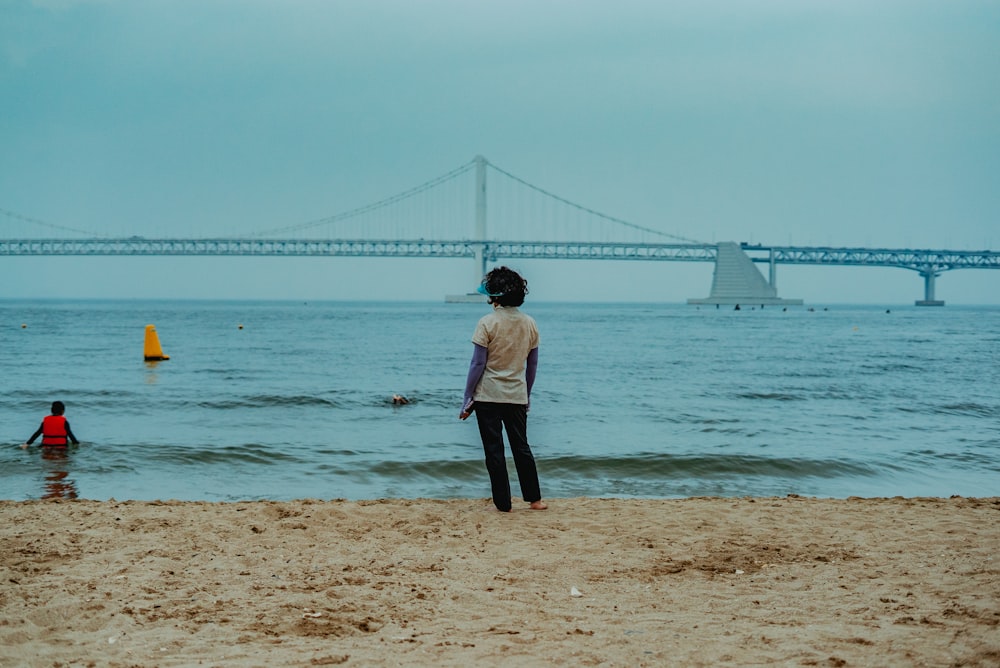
[474,402,542,511]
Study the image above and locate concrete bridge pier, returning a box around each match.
[915,269,944,306]
[472,243,487,286]
[687,242,802,307]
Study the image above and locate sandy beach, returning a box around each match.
[1,496,997,667]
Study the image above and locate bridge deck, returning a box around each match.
[2,238,997,273]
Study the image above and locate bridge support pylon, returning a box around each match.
[688,242,802,307]
[915,269,944,306]
[445,155,490,303]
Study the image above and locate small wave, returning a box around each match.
[808,386,859,401]
[903,448,1000,472]
[734,392,805,401]
[0,389,147,412]
[196,395,339,409]
[929,403,999,418]
[689,416,742,425]
[858,363,922,374]
[193,368,259,381]
[896,402,999,419]
[546,453,878,480]
[352,452,880,484]
[370,458,484,480]
[142,443,303,465]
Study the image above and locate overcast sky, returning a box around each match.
[2,0,998,304]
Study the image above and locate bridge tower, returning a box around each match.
[473,154,488,283]
[445,155,491,302]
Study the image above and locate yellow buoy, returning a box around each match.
[144,324,170,361]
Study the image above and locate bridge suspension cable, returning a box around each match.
[240,155,703,244]
[243,159,477,238]
[3,156,704,245]
[485,160,705,244]
[0,207,105,238]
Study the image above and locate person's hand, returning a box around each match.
[459,410,472,420]
[459,398,474,420]
[20,443,29,449]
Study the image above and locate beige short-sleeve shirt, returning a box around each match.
[471,306,540,404]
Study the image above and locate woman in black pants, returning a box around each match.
[460,266,547,512]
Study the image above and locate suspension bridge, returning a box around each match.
[2,156,998,305]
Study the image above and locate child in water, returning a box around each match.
[22,401,80,449]
[460,266,547,512]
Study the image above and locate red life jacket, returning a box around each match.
[42,415,68,446]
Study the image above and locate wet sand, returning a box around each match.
[1,496,998,667]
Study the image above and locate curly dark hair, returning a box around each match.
[483,266,529,307]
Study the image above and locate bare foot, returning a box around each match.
[529,500,548,510]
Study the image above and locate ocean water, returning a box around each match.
[1,299,997,502]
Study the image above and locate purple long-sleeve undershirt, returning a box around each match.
[463,344,538,411]
[526,346,538,396]
[463,344,488,410]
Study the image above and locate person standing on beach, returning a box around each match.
[460,266,547,512]
[22,400,80,449]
